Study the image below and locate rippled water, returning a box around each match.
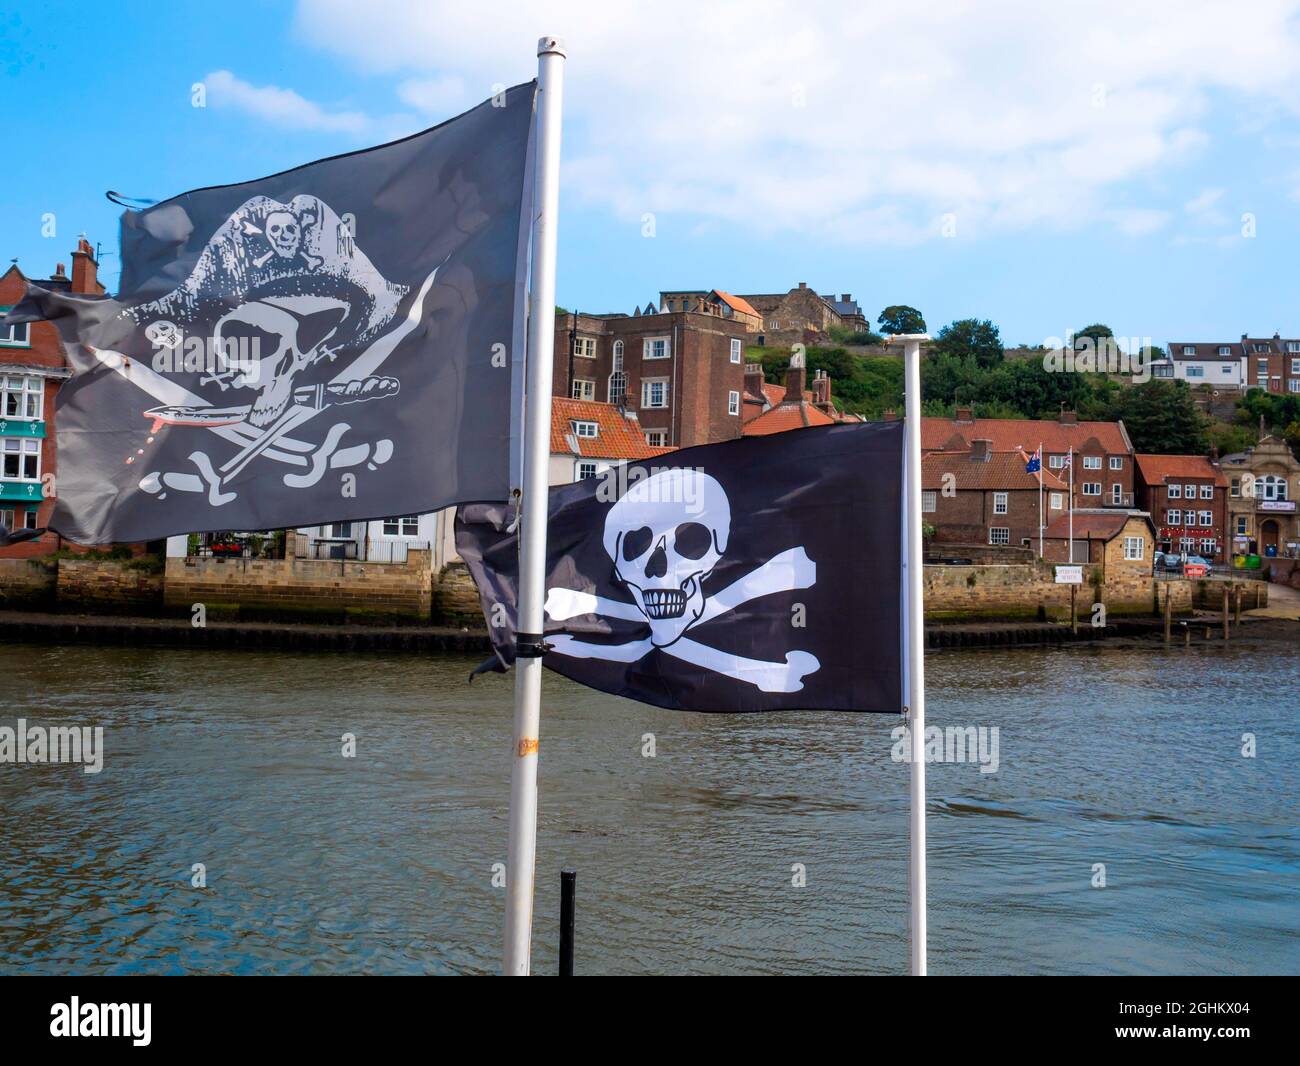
[1,638,1296,975]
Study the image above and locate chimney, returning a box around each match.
[70,236,99,293]
[1058,409,1078,425]
[50,262,68,282]
[954,406,974,423]
[744,361,766,401]
[797,281,807,291]
[883,409,899,421]
[970,438,992,461]
[784,350,807,402]
[840,293,850,303]
[812,368,833,413]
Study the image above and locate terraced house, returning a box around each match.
[1134,453,1229,561]
[0,238,105,557]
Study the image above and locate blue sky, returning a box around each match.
[6,0,1300,350]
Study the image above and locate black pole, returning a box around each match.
[559,869,576,976]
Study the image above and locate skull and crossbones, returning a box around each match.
[241,207,323,270]
[543,468,820,693]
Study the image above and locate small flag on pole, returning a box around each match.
[457,421,905,713]
[2,84,537,544]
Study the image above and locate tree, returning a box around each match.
[877,305,926,335]
[1104,380,1208,454]
[933,318,1004,369]
[1072,323,1113,349]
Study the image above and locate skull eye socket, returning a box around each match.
[673,522,713,560]
[622,525,653,561]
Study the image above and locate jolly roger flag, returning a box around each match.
[1,83,536,544]
[456,421,906,713]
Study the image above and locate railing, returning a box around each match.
[363,539,430,564]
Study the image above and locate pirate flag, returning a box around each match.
[456,422,905,713]
[2,83,535,544]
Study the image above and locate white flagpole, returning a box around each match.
[895,333,928,976]
[1038,441,1043,559]
[1068,447,1074,563]
[502,35,566,977]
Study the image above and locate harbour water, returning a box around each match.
[1,639,1296,975]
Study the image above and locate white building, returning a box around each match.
[1155,342,1248,388]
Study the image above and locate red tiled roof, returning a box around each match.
[922,449,1068,491]
[1134,453,1229,487]
[712,290,761,319]
[1042,511,1152,541]
[742,401,837,436]
[922,416,1130,456]
[550,398,670,460]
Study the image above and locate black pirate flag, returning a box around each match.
[456,422,905,713]
[2,84,535,544]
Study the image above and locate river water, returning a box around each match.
[1,638,1296,975]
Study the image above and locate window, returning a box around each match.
[641,379,668,408]
[1166,509,1182,525]
[1111,483,1123,504]
[1083,455,1101,469]
[1081,482,1101,495]
[727,390,740,416]
[570,379,594,401]
[1200,484,1213,499]
[573,336,596,358]
[1199,537,1217,555]
[1050,492,1063,510]
[1182,345,1195,355]
[1218,346,1233,356]
[1167,483,1182,499]
[1109,456,1122,470]
[769,320,780,330]
[643,337,670,359]
[1221,365,1234,375]
[2,375,42,419]
[1179,536,1196,553]
[607,371,626,404]
[1048,455,1066,469]
[1186,366,1204,378]
[730,338,742,364]
[329,522,353,538]
[1290,380,1300,393]
[1288,343,1300,353]
[572,420,598,439]
[1290,356,1300,373]
[1236,516,1249,535]
[0,311,31,348]
[1123,536,1144,561]
[993,492,1008,514]
[1231,477,1241,497]
[1254,343,1268,352]
[988,527,1010,545]
[381,515,419,536]
[1,437,39,479]
[1199,510,1213,526]
[644,430,667,447]
[1258,474,1288,501]
[576,460,598,480]
[922,490,937,513]
[1183,484,1195,499]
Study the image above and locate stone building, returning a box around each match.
[923,408,1136,511]
[1220,435,1300,557]
[922,445,1068,551]
[736,282,862,347]
[0,238,105,557]
[1040,510,1156,573]
[1134,453,1230,561]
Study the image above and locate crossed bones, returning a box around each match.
[543,547,820,693]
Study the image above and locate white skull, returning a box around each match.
[264,211,301,259]
[602,468,730,647]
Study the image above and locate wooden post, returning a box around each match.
[1184,622,1191,647]
[1070,584,1077,635]
[1234,584,1242,626]
[1163,583,1172,644]
[1222,584,1230,641]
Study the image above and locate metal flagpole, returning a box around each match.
[503,35,566,977]
[1038,440,1043,559]
[895,333,928,976]
[1068,447,1074,563]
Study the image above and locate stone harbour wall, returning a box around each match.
[0,558,57,609]
[57,559,164,613]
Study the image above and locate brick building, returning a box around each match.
[922,445,1068,550]
[1134,453,1229,560]
[736,282,860,347]
[657,289,762,330]
[548,397,671,483]
[1220,435,1300,557]
[552,307,749,449]
[1,238,105,557]
[1041,510,1156,573]
[741,358,858,435]
[1241,334,1300,395]
[923,409,1135,511]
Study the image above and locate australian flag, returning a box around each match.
[456,422,905,713]
[1025,446,1041,473]
[2,84,535,544]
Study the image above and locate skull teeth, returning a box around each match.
[641,588,687,619]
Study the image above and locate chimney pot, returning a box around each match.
[954,406,974,423]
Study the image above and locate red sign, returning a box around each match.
[1184,563,1208,577]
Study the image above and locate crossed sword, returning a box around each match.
[89,267,440,504]
[542,547,821,693]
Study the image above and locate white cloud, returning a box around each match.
[203,69,371,134]
[285,0,1300,244]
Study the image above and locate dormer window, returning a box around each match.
[1182,346,1195,355]
[572,420,598,439]
[1217,346,1231,356]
